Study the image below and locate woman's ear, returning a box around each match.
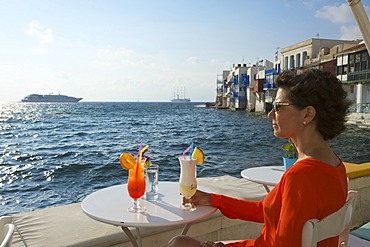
[303,106,316,124]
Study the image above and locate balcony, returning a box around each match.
[263,83,277,90]
[265,68,281,76]
[350,103,370,113]
[345,71,370,84]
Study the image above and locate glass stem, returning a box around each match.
[133,199,140,209]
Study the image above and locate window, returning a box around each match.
[361,52,368,61]
[355,62,361,71]
[343,54,348,65]
[290,55,294,69]
[266,74,274,84]
[354,52,361,71]
[337,55,343,65]
[285,57,288,70]
[343,66,348,75]
[302,51,307,66]
[241,74,248,86]
[356,54,361,63]
[296,53,301,68]
[337,66,343,75]
[361,61,368,70]
[350,63,355,73]
[349,54,355,64]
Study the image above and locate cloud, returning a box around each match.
[315,3,353,25]
[315,3,368,40]
[186,57,200,65]
[97,47,134,58]
[340,25,362,40]
[95,47,138,69]
[94,46,175,77]
[26,20,54,43]
[55,72,70,80]
[114,48,135,57]
[302,1,314,9]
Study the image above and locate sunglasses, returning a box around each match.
[272,102,295,112]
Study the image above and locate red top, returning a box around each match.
[211,158,348,247]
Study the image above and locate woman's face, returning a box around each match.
[268,88,305,139]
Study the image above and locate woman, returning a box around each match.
[167,69,351,247]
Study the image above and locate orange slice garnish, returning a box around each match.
[119,152,136,170]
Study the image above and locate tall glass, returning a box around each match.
[145,164,159,201]
[178,156,197,211]
[127,160,146,213]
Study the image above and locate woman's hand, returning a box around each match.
[183,190,211,206]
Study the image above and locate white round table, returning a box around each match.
[241,166,284,192]
[81,181,216,247]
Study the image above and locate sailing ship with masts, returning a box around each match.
[171,86,191,103]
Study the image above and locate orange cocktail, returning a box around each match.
[127,160,146,200]
[120,144,148,213]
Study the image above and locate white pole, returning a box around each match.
[347,0,370,52]
[356,83,363,112]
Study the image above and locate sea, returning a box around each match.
[1,102,370,216]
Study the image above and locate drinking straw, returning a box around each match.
[139,145,149,164]
[189,142,195,160]
[136,142,143,163]
[183,145,191,159]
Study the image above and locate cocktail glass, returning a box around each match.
[178,156,197,211]
[127,160,146,213]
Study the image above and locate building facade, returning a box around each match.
[229,64,249,110]
[214,38,369,113]
[281,38,360,70]
[337,43,370,113]
[215,70,230,108]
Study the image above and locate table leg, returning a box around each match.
[263,184,270,193]
[181,223,192,235]
[136,227,142,247]
[121,226,142,247]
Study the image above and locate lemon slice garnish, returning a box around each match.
[192,146,204,164]
[144,159,152,168]
[119,152,136,170]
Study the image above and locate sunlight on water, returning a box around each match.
[0,102,369,215]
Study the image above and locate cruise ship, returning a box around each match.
[21,94,82,103]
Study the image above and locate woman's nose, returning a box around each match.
[267,109,275,119]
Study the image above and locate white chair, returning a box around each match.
[0,216,15,247]
[302,190,358,247]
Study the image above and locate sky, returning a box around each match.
[0,0,369,103]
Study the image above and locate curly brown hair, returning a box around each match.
[276,69,351,140]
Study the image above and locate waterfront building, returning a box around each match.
[216,61,274,111]
[255,39,362,113]
[215,70,230,108]
[251,59,274,112]
[280,38,368,114]
[213,38,370,114]
[261,53,282,112]
[280,38,359,71]
[336,42,370,113]
[227,64,249,110]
